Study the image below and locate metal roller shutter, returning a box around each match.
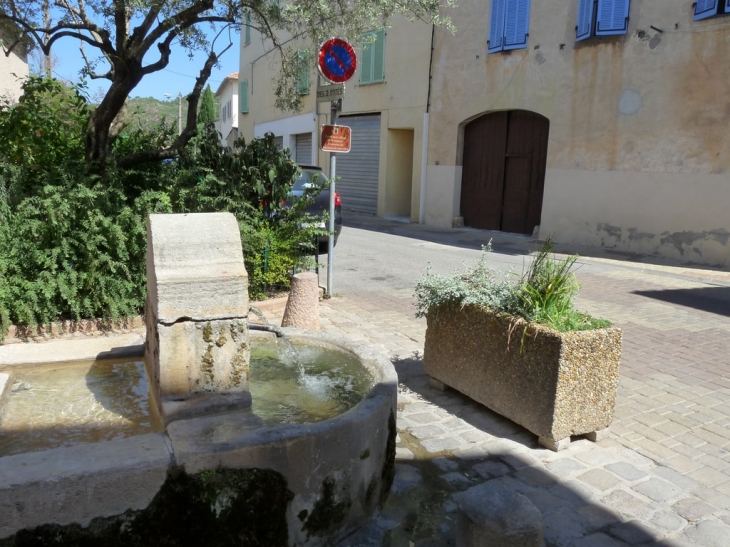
[335,114,381,215]
[295,132,312,164]
[273,136,284,151]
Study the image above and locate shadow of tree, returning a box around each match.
[358,353,700,547]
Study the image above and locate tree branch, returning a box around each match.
[117,42,232,168]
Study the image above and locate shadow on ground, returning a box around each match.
[348,354,704,547]
[343,213,729,274]
[632,287,730,318]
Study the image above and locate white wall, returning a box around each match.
[254,111,317,164]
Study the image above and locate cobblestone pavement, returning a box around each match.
[269,220,730,546]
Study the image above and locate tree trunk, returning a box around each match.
[85,61,143,165]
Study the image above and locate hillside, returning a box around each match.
[125,96,191,131]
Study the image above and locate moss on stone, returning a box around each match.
[301,477,351,540]
[379,410,397,507]
[0,467,293,547]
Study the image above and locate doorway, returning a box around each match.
[460,110,549,235]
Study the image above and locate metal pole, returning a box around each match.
[178,92,182,136]
[326,100,338,297]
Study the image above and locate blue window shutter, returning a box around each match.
[245,13,251,44]
[360,32,375,83]
[503,0,531,50]
[576,0,595,41]
[694,0,719,20]
[596,0,630,36]
[372,29,385,82]
[239,80,248,113]
[488,0,507,53]
[726,0,730,12]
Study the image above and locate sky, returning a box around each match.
[47,29,241,102]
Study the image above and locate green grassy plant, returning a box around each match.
[414,239,610,332]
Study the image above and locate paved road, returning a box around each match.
[281,214,730,546]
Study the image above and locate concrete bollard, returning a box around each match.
[456,483,544,547]
[281,272,320,330]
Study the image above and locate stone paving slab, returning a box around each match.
[274,246,730,546]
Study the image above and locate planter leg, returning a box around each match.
[538,436,571,452]
[586,428,610,442]
[429,377,448,391]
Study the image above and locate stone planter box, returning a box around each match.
[424,305,622,451]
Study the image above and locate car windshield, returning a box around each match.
[292,169,328,191]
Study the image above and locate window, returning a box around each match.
[244,12,251,45]
[360,29,385,84]
[694,0,730,21]
[576,0,630,41]
[239,80,249,113]
[488,0,531,53]
[296,50,310,95]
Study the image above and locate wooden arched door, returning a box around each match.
[460,110,549,235]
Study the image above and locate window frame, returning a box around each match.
[296,50,310,95]
[576,0,631,42]
[239,80,249,114]
[360,29,385,85]
[488,0,531,54]
[693,0,730,21]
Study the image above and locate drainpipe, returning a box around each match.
[419,23,436,225]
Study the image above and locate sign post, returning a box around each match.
[318,38,356,297]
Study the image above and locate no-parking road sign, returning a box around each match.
[318,38,357,84]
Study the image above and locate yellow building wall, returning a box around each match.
[425,0,730,266]
[239,15,433,220]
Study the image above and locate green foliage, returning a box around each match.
[0,77,88,186]
[414,242,515,319]
[511,239,611,332]
[0,80,328,339]
[124,96,189,133]
[198,85,217,125]
[414,240,611,332]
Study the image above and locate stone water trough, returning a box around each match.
[0,213,397,546]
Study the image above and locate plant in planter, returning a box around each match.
[415,241,622,451]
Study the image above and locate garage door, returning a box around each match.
[335,114,381,215]
[295,132,312,165]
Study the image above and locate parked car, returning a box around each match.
[290,165,343,254]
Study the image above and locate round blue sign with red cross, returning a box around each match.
[318,38,357,84]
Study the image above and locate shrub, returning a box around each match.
[414,240,610,332]
[0,79,328,340]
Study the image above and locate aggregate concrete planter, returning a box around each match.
[424,305,621,451]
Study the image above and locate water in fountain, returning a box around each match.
[0,339,372,457]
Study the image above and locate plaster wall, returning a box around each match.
[214,79,239,147]
[239,16,433,221]
[0,47,28,103]
[254,110,317,162]
[425,0,730,264]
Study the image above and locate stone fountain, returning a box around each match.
[0,213,397,546]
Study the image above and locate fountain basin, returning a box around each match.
[0,329,398,545]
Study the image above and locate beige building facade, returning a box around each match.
[427,0,730,267]
[240,0,730,267]
[238,16,433,218]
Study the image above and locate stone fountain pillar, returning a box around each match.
[144,213,250,424]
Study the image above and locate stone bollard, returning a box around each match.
[456,483,543,547]
[281,272,320,330]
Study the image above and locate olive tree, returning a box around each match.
[0,0,454,169]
